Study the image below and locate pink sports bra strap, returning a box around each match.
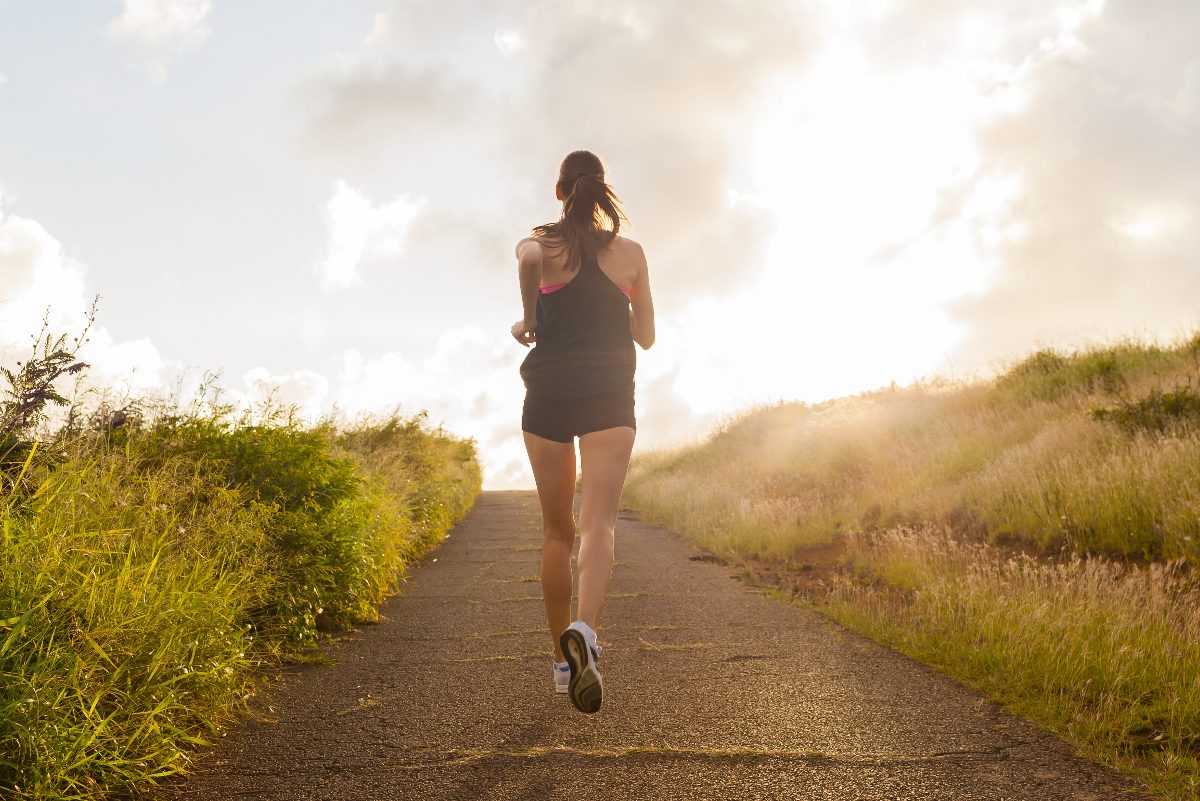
[540,282,633,299]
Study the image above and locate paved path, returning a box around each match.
[156,491,1137,800]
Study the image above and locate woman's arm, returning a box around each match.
[628,242,655,350]
[512,237,542,347]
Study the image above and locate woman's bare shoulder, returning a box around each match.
[514,235,546,259]
[611,234,646,261]
[517,232,568,253]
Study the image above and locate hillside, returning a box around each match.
[624,334,1200,801]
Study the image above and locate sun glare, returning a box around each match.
[1113,205,1190,241]
[693,39,1007,406]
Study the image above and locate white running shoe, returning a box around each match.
[559,621,604,713]
[553,661,571,694]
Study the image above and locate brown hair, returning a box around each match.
[532,150,628,272]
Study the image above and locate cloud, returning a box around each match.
[936,0,1200,365]
[292,0,816,302]
[0,186,172,406]
[493,28,524,57]
[318,180,425,290]
[239,366,330,420]
[334,325,530,488]
[0,193,92,349]
[503,0,811,298]
[298,65,482,159]
[106,0,213,82]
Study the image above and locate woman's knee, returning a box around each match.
[542,516,576,544]
[577,522,615,548]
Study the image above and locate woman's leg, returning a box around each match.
[575,425,636,631]
[524,431,577,663]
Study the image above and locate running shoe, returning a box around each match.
[553,661,571,694]
[559,622,604,713]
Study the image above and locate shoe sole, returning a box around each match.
[559,628,603,713]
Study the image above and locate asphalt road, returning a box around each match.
[155,491,1139,801]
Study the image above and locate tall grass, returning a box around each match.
[627,336,1200,564]
[0,327,482,799]
[1,434,273,798]
[825,527,1200,800]
[624,333,1200,799]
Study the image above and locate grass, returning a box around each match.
[826,526,1199,799]
[624,332,1200,800]
[627,335,1200,565]
[0,332,481,799]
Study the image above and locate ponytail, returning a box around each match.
[532,150,628,272]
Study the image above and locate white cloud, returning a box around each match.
[493,28,524,57]
[0,195,92,349]
[335,325,529,488]
[0,73,8,84]
[0,186,173,412]
[293,0,815,301]
[938,0,1200,365]
[107,0,213,82]
[318,180,425,290]
[1111,204,1192,241]
[237,366,330,422]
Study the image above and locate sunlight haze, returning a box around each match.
[1,0,1196,488]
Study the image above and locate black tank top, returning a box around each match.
[519,251,636,398]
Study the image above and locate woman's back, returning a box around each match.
[519,235,637,399]
[532,233,643,292]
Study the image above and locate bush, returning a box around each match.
[1092,386,1200,436]
[0,316,481,799]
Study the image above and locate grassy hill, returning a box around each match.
[625,334,1200,800]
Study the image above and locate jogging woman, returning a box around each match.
[510,149,656,714]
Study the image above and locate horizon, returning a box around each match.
[2,0,1197,489]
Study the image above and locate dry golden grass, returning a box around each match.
[823,526,1199,800]
[627,335,1200,564]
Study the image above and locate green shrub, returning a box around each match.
[995,342,1168,402]
[1092,386,1200,436]
[122,416,378,645]
[0,393,480,799]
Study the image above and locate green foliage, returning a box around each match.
[0,337,481,799]
[0,301,95,439]
[1092,385,1200,436]
[994,342,1169,402]
[126,416,373,645]
[338,410,483,544]
[0,300,97,494]
[0,436,271,800]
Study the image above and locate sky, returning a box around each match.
[0,0,1197,488]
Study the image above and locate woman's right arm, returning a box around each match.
[511,237,543,347]
[629,242,655,350]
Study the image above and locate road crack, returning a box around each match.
[389,743,1012,770]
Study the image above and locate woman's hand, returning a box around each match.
[511,319,537,347]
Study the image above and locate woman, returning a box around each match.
[510,149,656,714]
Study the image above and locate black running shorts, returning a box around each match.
[521,389,636,444]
